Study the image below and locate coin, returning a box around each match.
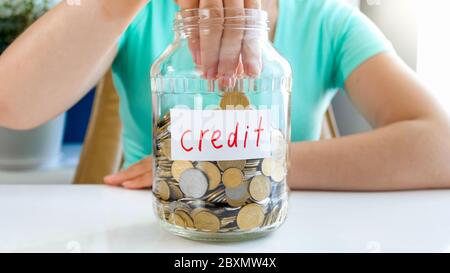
[217,160,246,171]
[169,212,186,227]
[221,216,237,227]
[193,210,221,232]
[157,169,172,178]
[171,160,194,182]
[174,209,194,228]
[227,198,248,208]
[220,91,250,109]
[271,163,285,183]
[236,203,265,230]
[179,168,209,198]
[261,158,272,177]
[206,187,226,203]
[271,129,286,162]
[249,175,271,201]
[225,181,249,207]
[169,183,184,199]
[225,181,249,201]
[191,207,209,218]
[245,159,261,168]
[197,161,222,190]
[222,168,244,188]
[160,138,172,159]
[156,180,170,201]
[158,113,170,127]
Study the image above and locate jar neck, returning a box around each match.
[174,8,270,41]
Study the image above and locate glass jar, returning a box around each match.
[150,8,292,241]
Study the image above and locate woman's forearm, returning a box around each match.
[288,118,450,191]
[0,0,148,129]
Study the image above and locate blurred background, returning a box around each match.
[0,0,448,184]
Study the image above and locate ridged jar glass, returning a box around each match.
[151,8,292,241]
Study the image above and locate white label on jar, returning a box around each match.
[170,109,272,161]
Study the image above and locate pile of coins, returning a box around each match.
[153,91,289,233]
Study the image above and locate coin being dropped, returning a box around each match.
[249,175,271,201]
[217,160,246,171]
[179,168,209,198]
[193,210,221,233]
[197,161,221,190]
[156,180,170,201]
[222,168,244,189]
[220,91,250,109]
[169,212,186,228]
[171,160,194,182]
[236,203,265,230]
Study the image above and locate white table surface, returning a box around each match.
[1,185,450,253]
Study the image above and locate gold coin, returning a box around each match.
[156,180,170,201]
[193,210,221,232]
[227,197,248,207]
[222,168,244,188]
[217,160,246,171]
[261,158,272,177]
[249,175,271,201]
[169,212,186,228]
[220,91,250,109]
[157,113,170,126]
[271,163,285,182]
[171,160,194,182]
[197,162,222,190]
[160,138,172,159]
[236,204,265,230]
[191,208,208,218]
[169,184,184,200]
[157,169,172,178]
[175,209,195,228]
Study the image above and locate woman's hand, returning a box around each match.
[104,157,153,190]
[176,0,262,88]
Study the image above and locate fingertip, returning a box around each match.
[204,67,218,79]
[103,175,115,184]
[122,181,151,190]
[245,61,261,77]
[218,74,236,90]
[121,181,134,189]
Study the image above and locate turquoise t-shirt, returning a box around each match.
[112,0,392,168]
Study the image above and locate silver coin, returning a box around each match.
[271,129,287,162]
[179,169,209,198]
[225,181,249,201]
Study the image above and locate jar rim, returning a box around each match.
[175,8,269,31]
